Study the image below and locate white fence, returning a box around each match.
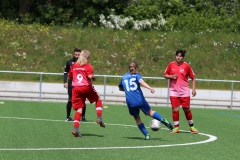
[1,70,240,109]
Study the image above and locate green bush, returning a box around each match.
[1,0,240,32]
[121,0,240,32]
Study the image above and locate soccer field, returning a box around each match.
[0,100,239,160]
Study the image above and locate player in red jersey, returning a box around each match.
[63,48,87,122]
[68,50,105,137]
[164,50,198,134]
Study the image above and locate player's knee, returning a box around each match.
[172,107,179,112]
[147,110,153,116]
[134,115,140,120]
[183,107,190,112]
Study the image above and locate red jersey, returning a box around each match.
[164,61,195,97]
[68,62,93,87]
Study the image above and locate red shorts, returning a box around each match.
[72,85,100,110]
[170,96,190,108]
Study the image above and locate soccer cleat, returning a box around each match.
[65,117,73,121]
[161,118,173,130]
[96,117,105,128]
[145,134,150,140]
[72,129,82,137]
[190,126,198,134]
[81,117,87,122]
[171,127,180,133]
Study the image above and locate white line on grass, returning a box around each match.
[0,116,217,151]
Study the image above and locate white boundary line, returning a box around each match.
[0,116,217,151]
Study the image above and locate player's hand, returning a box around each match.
[92,77,96,81]
[192,89,196,97]
[64,83,68,88]
[119,86,124,91]
[172,74,178,79]
[150,88,155,94]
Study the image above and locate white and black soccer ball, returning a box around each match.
[150,119,161,131]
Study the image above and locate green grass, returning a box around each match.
[1,19,240,90]
[0,100,239,160]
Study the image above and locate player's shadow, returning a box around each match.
[83,134,104,137]
[123,137,144,140]
[179,131,191,134]
[123,137,166,141]
[81,120,94,122]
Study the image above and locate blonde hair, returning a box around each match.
[77,50,91,65]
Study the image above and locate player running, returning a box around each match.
[118,61,173,140]
[68,50,105,137]
[63,48,87,122]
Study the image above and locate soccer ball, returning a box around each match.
[150,119,161,131]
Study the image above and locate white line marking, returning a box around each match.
[0,116,217,151]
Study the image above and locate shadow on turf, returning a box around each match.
[82,134,104,137]
[179,131,191,134]
[123,137,168,141]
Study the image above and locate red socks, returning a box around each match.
[95,100,102,117]
[184,110,194,126]
[172,110,194,127]
[172,111,180,127]
[74,112,82,128]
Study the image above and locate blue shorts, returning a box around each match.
[128,100,151,118]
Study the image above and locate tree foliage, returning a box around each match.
[0,0,239,32]
[0,0,129,25]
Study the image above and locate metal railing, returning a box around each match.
[1,70,240,109]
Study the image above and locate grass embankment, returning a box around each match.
[0,20,240,89]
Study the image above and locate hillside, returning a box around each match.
[0,21,240,88]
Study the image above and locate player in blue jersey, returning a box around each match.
[118,61,173,140]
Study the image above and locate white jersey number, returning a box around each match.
[76,74,83,83]
[124,78,138,91]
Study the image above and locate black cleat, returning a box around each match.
[65,117,73,121]
[161,118,173,130]
[81,117,87,122]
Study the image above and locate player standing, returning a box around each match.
[164,50,198,134]
[63,48,87,122]
[118,61,173,140]
[68,50,105,137]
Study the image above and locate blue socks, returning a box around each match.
[152,112,163,121]
[138,123,149,136]
[137,112,164,136]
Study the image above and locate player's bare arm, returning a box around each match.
[164,74,178,79]
[192,77,196,97]
[88,74,96,81]
[140,80,155,94]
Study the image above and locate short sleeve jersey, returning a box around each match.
[118,72,146,107]
[68,63,93,87]
[63,58,75,83]
[164,61,195,97]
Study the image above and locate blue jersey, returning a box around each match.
[118,72,146,107]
